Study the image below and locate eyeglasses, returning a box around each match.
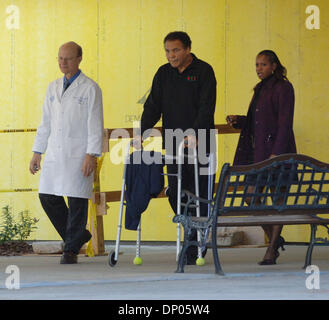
[57,56,79,62]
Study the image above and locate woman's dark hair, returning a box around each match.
[257,50,288,80]
[164,31,192,49]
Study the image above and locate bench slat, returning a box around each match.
[191,215,329,227]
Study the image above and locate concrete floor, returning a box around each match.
[0,244,328,300]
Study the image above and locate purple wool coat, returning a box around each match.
[233,75,297,165]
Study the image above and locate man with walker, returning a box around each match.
[136,31,217,265]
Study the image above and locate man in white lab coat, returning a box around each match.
[29,42,104,264]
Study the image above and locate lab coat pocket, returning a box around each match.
[74,96,89,117]
[67,96,89,137]
[68,138,87,158]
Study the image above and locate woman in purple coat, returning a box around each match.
[226,50,297,265]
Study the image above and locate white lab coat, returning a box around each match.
[33,72,104,199]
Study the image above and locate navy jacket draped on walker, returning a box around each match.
[125,151,164,230]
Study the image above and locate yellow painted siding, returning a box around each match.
[0,0,328,242]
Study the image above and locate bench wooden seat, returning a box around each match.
[192,215,329,226]
[173,154,329,275]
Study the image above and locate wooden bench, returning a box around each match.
[173,154,329,275]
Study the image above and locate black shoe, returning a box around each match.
[184,229,208,265]
[258,258,277,265]
[60,251,78,264]
[185,246,207,265]
[258,246,280,265]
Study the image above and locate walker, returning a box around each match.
[108,139,214,267]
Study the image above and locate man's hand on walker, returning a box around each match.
[131,135,143,149]
[184,135,197,149]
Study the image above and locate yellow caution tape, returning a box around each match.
[86,154,105,257]
[0,188,38,193]
[0,129,36,133]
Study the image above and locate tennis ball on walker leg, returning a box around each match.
[196,257,205,266]
[133,256,143,265]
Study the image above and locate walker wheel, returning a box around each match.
[108,250,117,267]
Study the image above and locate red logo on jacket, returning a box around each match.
[187,75,197,81]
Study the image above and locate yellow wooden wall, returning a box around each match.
[0,0,328,242]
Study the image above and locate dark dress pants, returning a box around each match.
[166,157,215,218]
[39,193,89,254]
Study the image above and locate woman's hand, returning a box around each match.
[131,135,143,150]
[226,115,238,127]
